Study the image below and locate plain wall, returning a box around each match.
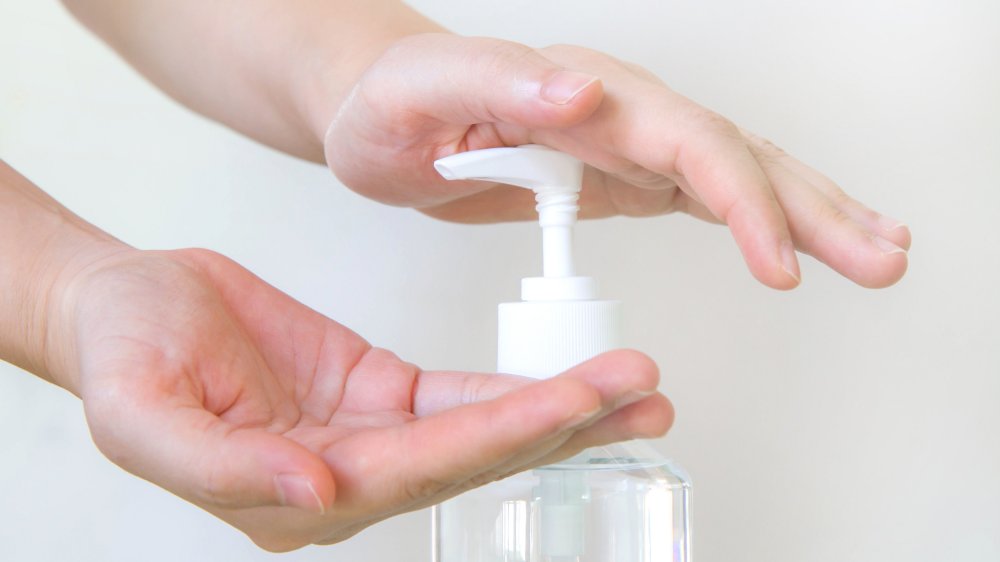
[1,1,997,561]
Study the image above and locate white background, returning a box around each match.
[1,1,998,561]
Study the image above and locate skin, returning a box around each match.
[0,0,910,552]
[1,161,668,551]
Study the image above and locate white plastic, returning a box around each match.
[520,276,597,302]
[434,145,620,380]
[434,145,584,281]
[497,300,621,379]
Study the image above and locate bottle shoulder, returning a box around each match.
[537,441,690,484]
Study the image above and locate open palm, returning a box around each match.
[57,248,670,551]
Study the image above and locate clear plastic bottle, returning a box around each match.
[432,145,692,562]
[433,442,691,562]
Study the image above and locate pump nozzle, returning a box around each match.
[433,144,583,193]
[435,145,585,281]
[434,143,618,379]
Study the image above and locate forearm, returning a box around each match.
[60,0,445,162]
[0,161,126,388]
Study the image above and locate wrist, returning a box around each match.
[32,225,131,396]
[290,8,449,160]
[0,163,129,393]
[15,213,131,395]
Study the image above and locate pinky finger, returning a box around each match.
[742,130,911,251]
[747,144,908,288]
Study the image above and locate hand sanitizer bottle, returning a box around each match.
[431,145,692,562]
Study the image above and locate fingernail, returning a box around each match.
[275,473,325,515]
[780,240,801,284]
[873,236,907,255]
[614,389,656,411]
[877,215,907,232]
[540,71,599,105]
[559,405,603,432]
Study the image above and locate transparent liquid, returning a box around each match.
[433,441,691,562]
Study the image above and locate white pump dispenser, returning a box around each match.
[434,145,620,379]
[432,145,691,562]
[434,144,586,283]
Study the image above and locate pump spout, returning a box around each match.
[433,145,583,192]
[435,145,585,280]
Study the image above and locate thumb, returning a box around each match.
[365,34,603,128]
[85,392,335,515]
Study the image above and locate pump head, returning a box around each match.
[434,145,596,300]
[434,145,621,380]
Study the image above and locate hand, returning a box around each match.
[322,34,910,290]
[50,248,670,551]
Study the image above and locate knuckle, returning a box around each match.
[805,200,854,249]
[750,143,783,170]
[827,186,858,211]
[718,189,754,224]
[460,374,490,405]
[612,161,663,186]
[350,346,420,390]
[476,39,538,79]
[820,200,855,228]
[745,131,787,157]
[691,108,741,139]
[604,182,680,217]
[759,137,786,156]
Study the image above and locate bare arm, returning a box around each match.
[61,0,442,160]
[59,0,909,289]
[0,161,124,386]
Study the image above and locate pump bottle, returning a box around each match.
[431,145,692,562]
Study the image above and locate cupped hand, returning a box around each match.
[322,33,910,289]
[49,248,670,551]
